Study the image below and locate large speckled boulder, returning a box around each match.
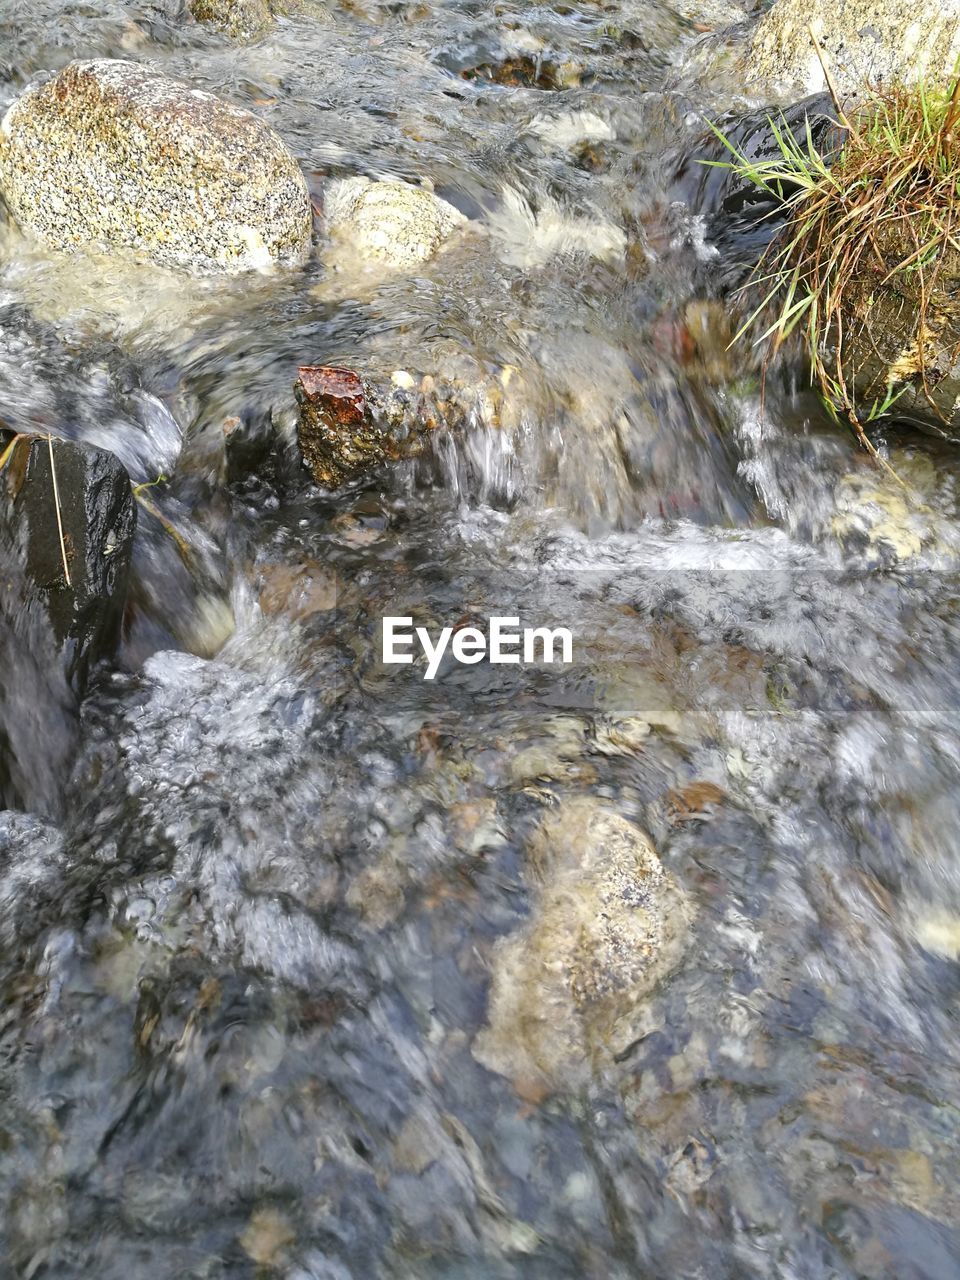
[748,0,960,97]
[324,177,466,271]
[0,60,312,275]
[473,799,693,1094]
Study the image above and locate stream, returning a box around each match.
[1,1,960,1277]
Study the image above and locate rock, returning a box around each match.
[1,433,136,692]
[747,0,960,97]
[294,354,526,487]
[473,799,692,1093]
[189,0,273,37]
[295,364,447,486]
[257,559,338,621]
[838,232,960,439]
[323,177,465,271]
[239,1208,296,1267]
[0,537,75,816]
[652,301,738,383]
[0,60,312,275]
[460,54,579,91]
[829,452,955,561]
[671,95,838,284]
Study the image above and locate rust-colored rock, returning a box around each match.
[293,358,526,488]
[295,365,437,487]
[297,365,366,426]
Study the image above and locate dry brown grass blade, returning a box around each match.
[808,25,855,136]
[941,74,960,143]
[134,490,194,565]
[47,433,72,588]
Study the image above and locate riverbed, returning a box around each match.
[1,1,959,1277]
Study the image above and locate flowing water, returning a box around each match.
[2,1,960,1276]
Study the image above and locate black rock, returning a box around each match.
[1,434,136,691]
[0,533,75,816]
[670,93,840,286]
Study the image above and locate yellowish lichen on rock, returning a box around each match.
[0,60,312,275]
[473,799,692,1093]
[239,1207,296,1267]
[830,457,947,562]
[189,0,273,37]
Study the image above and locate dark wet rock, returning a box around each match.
[0,538,75,815]
[670,94,837,283]
[1,434,136,691]
[473,798,693,1094]
[0,60,312,275]
[748,0,960,97]
[222,411,276,485]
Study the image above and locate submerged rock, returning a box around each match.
[829,452,955,561]
[460,54,579,91]
[473,799,692,1093]
[323,177,465,271]
[1,434,136,691]
[747,0,960,97]
[189,0,273,37]
[0,60,312,275]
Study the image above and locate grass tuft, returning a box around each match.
[704,38,960,462]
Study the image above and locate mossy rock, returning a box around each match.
[839,227,960,439]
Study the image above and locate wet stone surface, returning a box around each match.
[0,0,960,1277]
[474,798,693,1094]
[1,434,136,690]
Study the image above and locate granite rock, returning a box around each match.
[189,0,274,38]
[748,0,960,97]
[0,60,312,275]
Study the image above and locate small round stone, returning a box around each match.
[324,177,466,271]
